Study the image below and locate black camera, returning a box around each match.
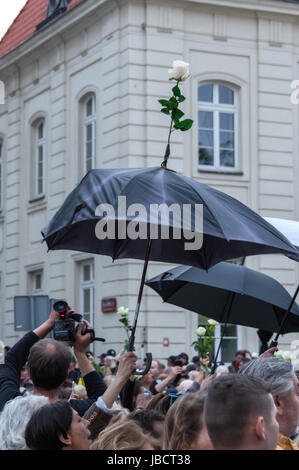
[53,301,82,343]
[53,300,106,344]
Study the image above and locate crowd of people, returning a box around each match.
[0,307,298,451]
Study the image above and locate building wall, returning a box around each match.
[0,0,298,361]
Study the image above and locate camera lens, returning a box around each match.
[53,300,68,314]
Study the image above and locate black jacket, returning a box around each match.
[0,331,106,416]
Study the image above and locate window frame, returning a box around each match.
[198,82,239,173]
[80,260,95,327]
[0,139,3,211]
[34,118,46,198]
[82,94,96,174]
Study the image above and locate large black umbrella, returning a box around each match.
[145,262,299,334]
[42,167,298,268]
[42,166,298,365]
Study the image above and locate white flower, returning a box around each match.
[168,60,190,81]
[251,352,258,359]
[207,319,219,326]
[196,327,206,337]
[274,350,293,362]
[117,306,129,316]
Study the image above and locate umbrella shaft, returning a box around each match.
[128,240,152,352]
[274,284,299,342]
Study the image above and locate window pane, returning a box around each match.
[198,84,213,102]
[83,289,91,313]
[220,131,234,149]
[199,129,213,147]
[38,122,44,139]
[83,264,91,282]
[86,123,92,141]
[0,161,2,209]
[198,111,213,129]
[86,98,93,116]
[35,273,42,290]
[220,150,235,167]
[38,162,43,179]
[38,178,43,195]
[86,141,92,159]
[38,145,43,162]
[220,324,237,337]
[220,113,234,131]
[220,338,238,363]
[219,85,234,105]
[199,147,214,166]
[86,158,93,172]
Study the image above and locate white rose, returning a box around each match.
[207,319,219,326]
[196,327,206,337]
[118,306,129,316]
[169,60,190,81]
[274,350,292,361]
[282,351,293,362]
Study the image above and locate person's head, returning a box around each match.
[233,350,246,364]
[150,360,165,380]
[188,370,201,381]
[177,353,189,365]
[136,393,152,410]
[128,409,165,443]
[90,420,155,450]
[27,339,72,391]
[0,395,49,450]
[20,364,30,385]
[85,351,94,363]
[73,384,87,400]
[215,365,229,377]
[204,374,279,450]
[58,379,73,399]
[141,371,153,388]
[25,400,91,450]
[167,355,177,367]
[239,357,299,438]
[176,379,194,393]
[163,390,212,450]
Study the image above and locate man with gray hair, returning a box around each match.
[239,357,299,450]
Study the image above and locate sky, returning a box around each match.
[0,0,28,40]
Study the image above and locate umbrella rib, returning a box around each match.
[182,178,230,241]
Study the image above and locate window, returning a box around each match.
[80,260,95,325]
[198,83,238,172]
[0,139,3,210]
[33,119,46,197]
[82,95,96,174]
[30,270,44,295]
[214,323,241,365]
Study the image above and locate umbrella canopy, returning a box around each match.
[145,262,299,334]
[264,217,299,262]
[42,167,298,270]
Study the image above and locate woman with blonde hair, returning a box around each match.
[90,419,155,450]
[163,390,213,450]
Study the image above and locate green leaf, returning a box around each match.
[172,85,181,97]
[172,108,184,121]
[161,108,170,115]
[179,119,193,131]
[178,95,186,102]
[158,99,170,107]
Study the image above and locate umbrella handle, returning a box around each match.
[133,352,153,376]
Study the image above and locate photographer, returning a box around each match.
[0,306,106,416]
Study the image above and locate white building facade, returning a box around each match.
[0,0,298,362]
